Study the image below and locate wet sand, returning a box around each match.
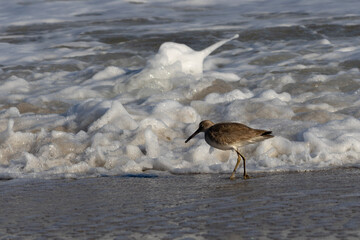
[1,168,360,239]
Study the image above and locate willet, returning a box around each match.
[185,120,273,180]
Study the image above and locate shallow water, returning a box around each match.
[0,0,360,179]
[1,169,360,239]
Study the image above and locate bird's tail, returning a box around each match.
[261,131,274,139]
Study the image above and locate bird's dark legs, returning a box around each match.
[230,150,249,180]
[241,153,250,179]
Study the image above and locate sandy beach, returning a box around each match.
[1,168,359,239]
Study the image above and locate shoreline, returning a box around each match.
[1,168,360,239]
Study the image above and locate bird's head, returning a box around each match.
[185,120,214,143]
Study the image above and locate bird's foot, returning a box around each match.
[230,172,236,180]
[243,174,250,180]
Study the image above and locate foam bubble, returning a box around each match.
[0,119,14,144]
[149,34,238,75]
[204,89,253,104]
[303,118,360,158]
[145,127,159,158]
[220,98,294,123]
[120,35,239,93]
[257,89,291,102]
[204,72,240,82]
[152,100,199,126]
[0,76,29,102]
[88,100,138,132]
[91,66,126,81]
[126,145,143,160]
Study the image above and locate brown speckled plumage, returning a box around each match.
[185,120,273,180]
[206,122,272,148]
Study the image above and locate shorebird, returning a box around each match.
[185,120,273,180]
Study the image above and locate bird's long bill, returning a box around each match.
[185,128,201,143]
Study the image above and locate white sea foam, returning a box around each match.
[0,0,360,179]
[118,34,239,93]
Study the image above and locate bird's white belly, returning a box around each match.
[205,135,235,151]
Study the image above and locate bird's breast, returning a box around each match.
[204,132,235,151]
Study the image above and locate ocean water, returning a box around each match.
[1,169,360,239]
[1,0,360,180]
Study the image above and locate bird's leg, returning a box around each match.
[234,150,249,180]
[230,152,242,180]
[241,153,250,179]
